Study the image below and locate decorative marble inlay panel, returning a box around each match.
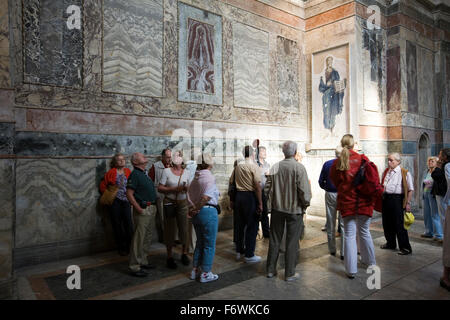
[418,46,434,117]
[311,44,349,149]
[406,41,418,114]
[233,22,269,110]
[0,0,10,88]
[15,159,100,248]
[178,2,222,105]
[387,47,400,112]
[23,0,83,87]
[103,0,163,97]
[277,36,299,111]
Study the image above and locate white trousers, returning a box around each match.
[343,215,376,274]
[325,192,344,255]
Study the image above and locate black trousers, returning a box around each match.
[382,194,412,252]
[260,192,270,238]
[235,191,259,257]
[110,198,133,253]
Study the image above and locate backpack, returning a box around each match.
[353,158,383,197]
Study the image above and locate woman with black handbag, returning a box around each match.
[158,150,191,269]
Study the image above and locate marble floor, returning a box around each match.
[15,214,450,300]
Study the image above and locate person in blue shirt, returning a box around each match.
[319,146,344,259]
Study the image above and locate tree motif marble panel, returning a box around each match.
[277,36,299,111]
[406,41,418,114]
[178,3,222,105]
[103,0,163,97]
[23,0,83,88]
[233,22,269,110]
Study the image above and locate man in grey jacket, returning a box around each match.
[264,141,312,281]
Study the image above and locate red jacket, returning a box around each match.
[330,150,380,218]
[99,167,131,193]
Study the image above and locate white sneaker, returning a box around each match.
[285,273,300,282]
[200,271,219,283]
[190,268,200,280]
[244,255,261,263]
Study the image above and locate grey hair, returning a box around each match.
[389,152,401,163]
[130,152,140,165]
[282,141,297,158]
[335,146,343,158]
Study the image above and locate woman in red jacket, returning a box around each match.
[100,153,133,256]
[330,134,378,278]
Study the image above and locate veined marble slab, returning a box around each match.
[15,159,100,248]
[417,46,435,118]
[103,0,163,97]
[23,0,83,87]
[178,2,222,105]
[277,36,299,111]
[233,22,269,110]
[0,0,10,88]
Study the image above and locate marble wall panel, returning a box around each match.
[15,159,103,248]
[178,2,222,105]
[387,47,401,111]
[0,90,14,122]
[406,41,418,114]
[277,36,300,111]
[23,0,83,88]
[0,160,14,281]
[233,22,270,110]
[446,55,450,118]
[417,46,435,118]
[103,0,163,97]
[0,0,10,88]
[0,123,14,155]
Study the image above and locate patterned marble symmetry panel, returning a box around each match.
[406,41,418,114]
[15,159,101,248]
[233,22,269,110]
[103,0,163,97]
[178,2,222,105]
[23,0,83,87]
[277,36,299,111]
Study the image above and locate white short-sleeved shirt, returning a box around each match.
[159,168,190,200]
[383,166,414,195]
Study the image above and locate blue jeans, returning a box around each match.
[192,207,218,273]
[423,192,443,239]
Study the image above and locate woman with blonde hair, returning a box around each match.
[99,153,133,256]
[330,134,379,278]
[421,156,443,242]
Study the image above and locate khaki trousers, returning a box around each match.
[163,199,189,248]
[129,205,156,272]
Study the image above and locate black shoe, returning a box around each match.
[181,254,190,266]
[167,257,177,269]
[340,255,344,260]
[174,240,182,245]
[141,263,156,270]
[420,234,433,239]
[131,270,148,277]
[440,279,450,291]
[380,244,396,250]
[397,249,412,256]
[330,252,336,257]
[118,250,128,256]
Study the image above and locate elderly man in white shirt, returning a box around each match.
[380,152,414,255]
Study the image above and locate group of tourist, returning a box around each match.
[98,136,450,290]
